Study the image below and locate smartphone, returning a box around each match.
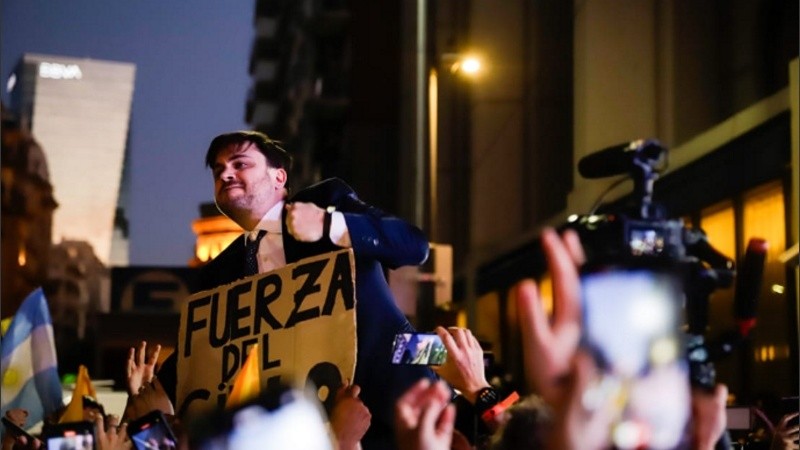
[391,332,447,366]
[580,266,691,450]
[2,416,35,442]
[127,410,178,450]
[189,386,333,450]
[43,421,96,450]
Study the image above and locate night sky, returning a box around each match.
[1,0,255,266]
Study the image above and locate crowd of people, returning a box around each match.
[3,131,798,449]
[3,290,798,449]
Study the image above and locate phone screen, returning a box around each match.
[44,421,96,450]
[391,333,447,366]
[128,411,178,450]
[580,267,691,450]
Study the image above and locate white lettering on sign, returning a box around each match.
[38,62,83,80]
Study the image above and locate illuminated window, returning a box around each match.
[743,181,785,262]
[700,200,735,261]
[699,180,790,399]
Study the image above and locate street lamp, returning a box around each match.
[450,55,482,76]
[441,53,484,77]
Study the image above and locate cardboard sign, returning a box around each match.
[177,250,356,417]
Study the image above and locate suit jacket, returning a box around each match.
[194,178,435,449]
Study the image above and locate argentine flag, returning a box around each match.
[1,288,64,432]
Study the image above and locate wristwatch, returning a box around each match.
[473,386,499,417]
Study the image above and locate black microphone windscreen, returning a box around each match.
[577,139,666,179]
[577,142,635,179]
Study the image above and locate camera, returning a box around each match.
[569,139,697,266]
[566,139,766,449]
[567,139,764,385]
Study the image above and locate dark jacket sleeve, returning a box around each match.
[290,178,429,270]
[344,211,429,269]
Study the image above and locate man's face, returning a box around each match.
[212,142,287,228]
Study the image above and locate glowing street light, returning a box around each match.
[455,56,481,75]
[442,53,484,77]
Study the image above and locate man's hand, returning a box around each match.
[2,409,42,450]
[1,434,41,450]
[432,326,489,404]
[515,227,584,404]
[548,351,613,450]
[94,413,131,450]
[394,379,455,450]
[772,412,800,450]
[330,383,371,450]
[690,384,728,450]
[285,202,326,242]
[126,341,160,396]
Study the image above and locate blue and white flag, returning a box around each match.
[1,288,64,432]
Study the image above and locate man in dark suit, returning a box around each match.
[194,130,435,449]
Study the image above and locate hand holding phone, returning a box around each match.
[2,416,36,443]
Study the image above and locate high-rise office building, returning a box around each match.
[9,53,135,266]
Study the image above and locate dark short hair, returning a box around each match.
[205,130,293,172]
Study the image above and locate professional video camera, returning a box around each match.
[569,139,729,267]
[565,139,767,449]
[567,138,767,382]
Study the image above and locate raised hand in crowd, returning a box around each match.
[690,384,729,450]
[1,409,42,450]
[432,326,490,406]
[94,413,131,450]
[394,378,455,450]
[330,383,371,450]
[127,341,161,396]
[514,227,584,405]
[772,412,800,450]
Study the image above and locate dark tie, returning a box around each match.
[244,230,267,276]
